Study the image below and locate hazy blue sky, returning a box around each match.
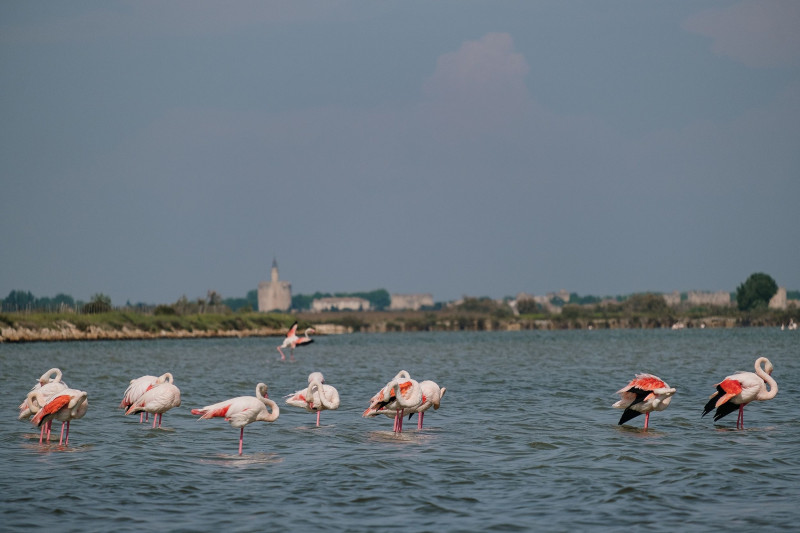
[1,1,798,305]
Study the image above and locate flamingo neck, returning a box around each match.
[755,358,778,400]
[391,379,419,408]
[258,398,280,422]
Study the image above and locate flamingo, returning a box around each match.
[613,374,676,429]
[285,372,340,426]
[367,379,446,430]
[410,380,446,429]
[702,356,778,429]
[18,368,69,421]
[125,379,181,428]
[30,388,89,445]
[277,321,315,361]
[120,373,174,423]
[191,383,280,455]
[363,370,422,433]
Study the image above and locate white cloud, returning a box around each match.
[683,0,800,68]
[420,32,534,137]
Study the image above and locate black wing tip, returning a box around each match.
[618,408,642,425]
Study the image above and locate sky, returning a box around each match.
[1,1,798,305]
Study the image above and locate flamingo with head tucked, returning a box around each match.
[30,388,88,445]
[363,370,422,433]
[277,322,315,361]
[285,372,340,426]
[702,356,778,429]
[192,383,280,455]
[19,368,69,421]
[369,379,446,430]
[613,374,676,429]
[120,373,173,423]
[125,378,181,428]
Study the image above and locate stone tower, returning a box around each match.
[257,259,292,312]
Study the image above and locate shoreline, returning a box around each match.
[0,315,753,343]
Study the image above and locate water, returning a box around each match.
[1,329,798,532]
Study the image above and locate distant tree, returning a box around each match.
[3,290,35,311]
[623,293,668,314]
[83,293,112,314]
[736,273,778,311]
[207,290,223,306]
[516,299,540,314]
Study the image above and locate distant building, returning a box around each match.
[390,293,434,311]
[663,291,681,307]
[769,287,787,310]
[258,259,291,312]
[687,291,731,307]
[311,297,371,312]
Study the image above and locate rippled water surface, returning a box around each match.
[2,329,798,531]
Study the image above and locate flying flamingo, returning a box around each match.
[285,372,340,426]
[363,370,422,433]
[277,322,315,361]
[30,388,89,445]
[125,379,181,428]
[702,356,778,429]
[191,383,280,455]
[120,373,174,423]
[613,374,676,429]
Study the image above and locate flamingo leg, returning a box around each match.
[398,409,404,433]
[139,412,144,423]
[59,422,66,445]
[46,420,52,442]
[418,411,424,430]
[158,413,163,428]
[239,427,244,456]
[66,421,71,445]
[152,414,157,429]
[316,411,321,427]
[738,405,745,429]
[393,412,399,432]
[277,347,286,361]
[644,412,650,430]
[39,424,45,444]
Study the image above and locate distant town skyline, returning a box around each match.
[2,2,798,305]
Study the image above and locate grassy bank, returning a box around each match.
[1,306,798,342]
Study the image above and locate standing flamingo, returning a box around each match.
[120,373,174,423]
[702,356,778,429]
[285,372,340,426]
[613,374,676,429]
[191,383,280,455]
[19,368,69,421]
[367,379,446,430]
[410,380,447,429]
[30,388,89,445]
[363,370,422,433]
[125,379,181,428]
[277,322,315,361]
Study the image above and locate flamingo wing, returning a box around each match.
[31,394,70,427]
[286,322,298,338]
[191,401,232,419]
[295,337,314,348]
[702,379,743,419]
